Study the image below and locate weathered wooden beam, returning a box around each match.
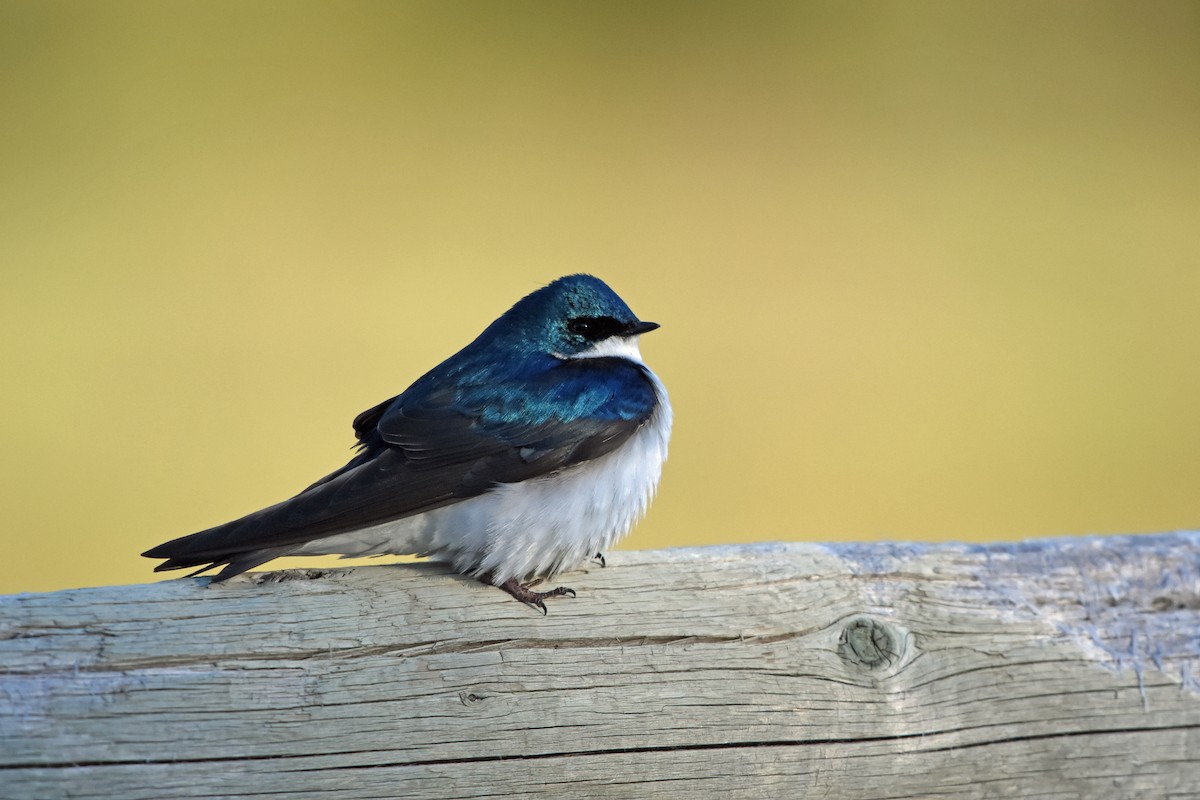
[2,533,1198,799]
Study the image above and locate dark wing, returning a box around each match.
[142,358,658,577]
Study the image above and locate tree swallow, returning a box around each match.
[143,274,672,612]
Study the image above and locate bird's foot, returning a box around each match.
[498,578,575,615]
[592,552,606,568]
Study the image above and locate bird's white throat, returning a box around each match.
[567,334,645,363]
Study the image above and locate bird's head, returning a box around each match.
[486,274,660,363]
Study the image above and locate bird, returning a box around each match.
[142,274,672,613]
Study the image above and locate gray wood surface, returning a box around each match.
[2,533,1199,799]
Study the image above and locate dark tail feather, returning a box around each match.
[144,541,293,582]
[143,445,425,580]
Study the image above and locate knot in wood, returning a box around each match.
[837,617,902,671]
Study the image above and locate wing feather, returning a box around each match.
[143,357,657,575]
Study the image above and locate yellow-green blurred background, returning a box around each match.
[2,1,1198,594]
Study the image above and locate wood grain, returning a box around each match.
[2,534,1198,799]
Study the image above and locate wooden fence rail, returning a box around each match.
[2,533,1199,799]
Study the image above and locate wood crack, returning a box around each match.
[4,723,1197,773]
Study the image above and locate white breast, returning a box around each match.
[295,366,672,586]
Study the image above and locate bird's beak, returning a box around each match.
[624,320,661,336]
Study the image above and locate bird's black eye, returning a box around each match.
[567,315,625,341]
[566,318,593,336]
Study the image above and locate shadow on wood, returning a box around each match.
[2,533,1199,799]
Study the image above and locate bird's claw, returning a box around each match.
[498,578,575,614]
[593,552,606,568]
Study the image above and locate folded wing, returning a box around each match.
[142,357,657,578]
